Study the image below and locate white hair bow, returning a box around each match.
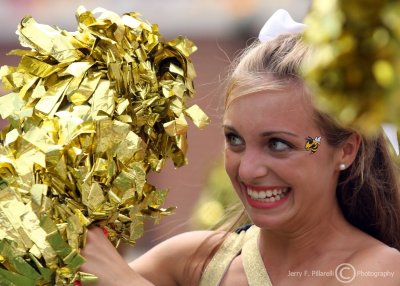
[258,9,305,42]
[258,9,399,155]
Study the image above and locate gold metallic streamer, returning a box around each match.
[303,0,400,134]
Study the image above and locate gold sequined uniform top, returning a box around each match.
[200,225,272,286]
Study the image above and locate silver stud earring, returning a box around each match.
[339,163,346,171]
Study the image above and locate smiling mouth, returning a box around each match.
[246,187,290,202]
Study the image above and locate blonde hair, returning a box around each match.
[225,34,310,108]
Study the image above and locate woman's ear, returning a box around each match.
[337,133,361,170]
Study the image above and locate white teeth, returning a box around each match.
[247,187,289,202]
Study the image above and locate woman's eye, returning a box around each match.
[225,133,244,147]
[269,139,291,151]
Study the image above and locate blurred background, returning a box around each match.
[0,0,311,259]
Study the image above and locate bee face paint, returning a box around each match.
[305,136,321,154]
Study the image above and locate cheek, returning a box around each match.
[224,150,245,199]
[298,153,337,188]
[224,149,239,181]
[271,154,320,186]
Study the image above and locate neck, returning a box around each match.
[258,204,356,270]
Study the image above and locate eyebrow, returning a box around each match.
[261,131,298,138]
[223,125,236,132]
[223,125,298,138]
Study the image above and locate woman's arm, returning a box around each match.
[80,227,223,286]
[129,230,223,286]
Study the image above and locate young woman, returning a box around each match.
[80,11,400,286]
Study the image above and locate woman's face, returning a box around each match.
[223,83,343,231]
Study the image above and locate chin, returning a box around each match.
[249,215,290,230]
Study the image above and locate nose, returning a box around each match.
[238,148,268,182]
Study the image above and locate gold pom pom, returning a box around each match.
[0,6,209,285]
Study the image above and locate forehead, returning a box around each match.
[223,85,318,134]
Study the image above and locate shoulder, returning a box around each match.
[346,243,400,285]
[129,230,227,286]
[349,241,400,267]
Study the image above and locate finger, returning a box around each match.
[86,226,105,241]
[73,280,82,286]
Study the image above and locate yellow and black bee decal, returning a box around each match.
[304,136,321,154]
